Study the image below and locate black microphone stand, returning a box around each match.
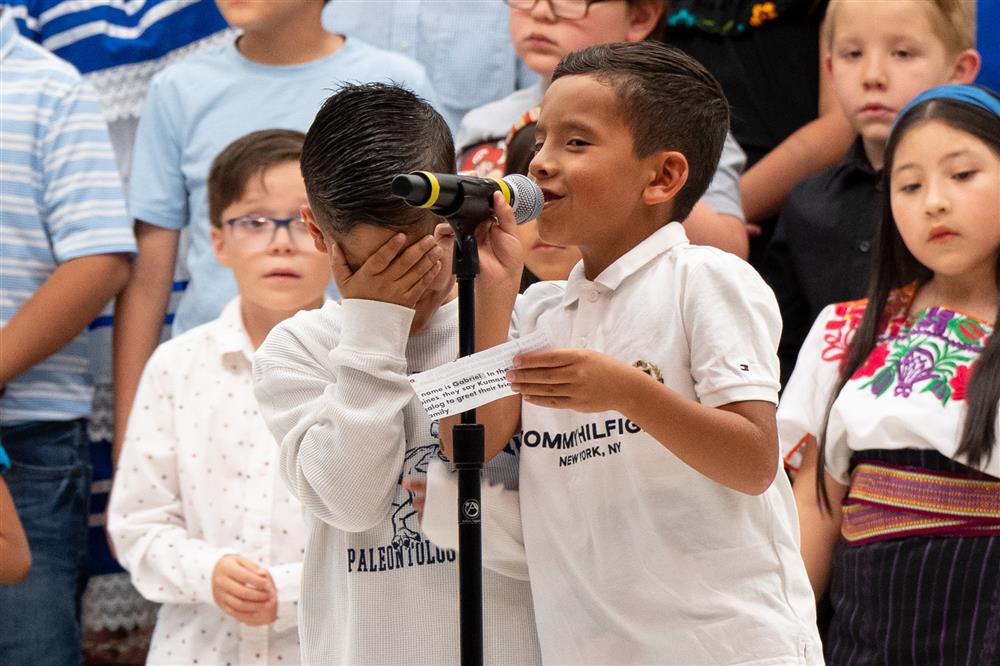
[444,183,497,666]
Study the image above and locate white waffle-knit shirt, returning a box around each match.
[252,297,541,665]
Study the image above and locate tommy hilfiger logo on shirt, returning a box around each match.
[523,417,643,468]
[522,417,641,450]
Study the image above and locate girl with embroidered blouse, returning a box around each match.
[778,84,1000,664]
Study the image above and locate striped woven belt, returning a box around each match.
[841,460,1000,545]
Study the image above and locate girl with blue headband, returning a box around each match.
[778,83,1000,663]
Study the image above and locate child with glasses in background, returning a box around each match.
[108,129,330,665]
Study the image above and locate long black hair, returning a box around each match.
[816,88,1000,511]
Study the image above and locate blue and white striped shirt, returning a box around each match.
[0,11,136,424]
[1,0,228,75]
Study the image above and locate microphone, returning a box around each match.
[391,172,543,226]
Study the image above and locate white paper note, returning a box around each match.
[408,329,553,419]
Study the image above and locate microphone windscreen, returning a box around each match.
[503,174,543,225]
[391,174,430,204]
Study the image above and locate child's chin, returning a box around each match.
[254,289,318,311]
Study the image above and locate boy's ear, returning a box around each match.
[627,0,665,41]
[948,48,981,84]
[302,205,330,254]
[642,150,688,207]
[210,224,232,268]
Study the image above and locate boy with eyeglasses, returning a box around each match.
[457,0,751,258]
[108,130,329,665]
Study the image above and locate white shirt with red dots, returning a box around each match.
[109,298,306,665]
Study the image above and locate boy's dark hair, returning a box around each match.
[815,87,1000,511]
[301,82,455,236]
[504,122,538,180]
[207,129,305,227]
[552,41,728,221]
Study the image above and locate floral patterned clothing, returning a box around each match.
[778,284,999,482]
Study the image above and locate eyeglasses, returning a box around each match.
[224,215,312,249]
[504,0,610,21]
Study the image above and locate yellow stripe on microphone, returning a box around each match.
[416,171,441,208]
[490,177,512,205]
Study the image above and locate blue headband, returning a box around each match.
[892,84,1000,136]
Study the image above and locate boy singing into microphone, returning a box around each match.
[252,83,540,665]
[421,42,823,664]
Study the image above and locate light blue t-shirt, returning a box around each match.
[0,12,136,424]
[324,0,538,132]
[129,35,439,335]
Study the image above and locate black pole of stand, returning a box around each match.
[451,227,485,666]
[395,178,500,665]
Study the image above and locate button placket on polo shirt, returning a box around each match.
[571,284,605,348]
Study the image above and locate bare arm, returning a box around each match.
[741,30,855,225]
[0,477,31,584]
[792,441,847,599]
[684,203,749,259]
[112,221,179,463]
[0,254,131,388]
[624,382,778,495]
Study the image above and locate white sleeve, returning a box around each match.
[513,281,565,342]
[420,459,529,581]
[682,253,782,407]
[776,304,844,472]
[253,299,416,533]
[268,562,302,634]
[107,349,230,605]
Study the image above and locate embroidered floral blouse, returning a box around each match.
[778,284,999,483]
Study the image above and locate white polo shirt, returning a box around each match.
[427,222,822,664]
